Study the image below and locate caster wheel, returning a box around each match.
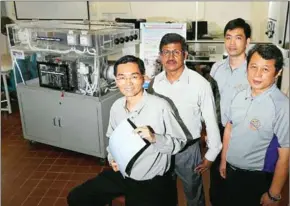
[28,140,37,146]
[99,158,107,166]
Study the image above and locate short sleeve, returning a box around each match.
[274,105,289,148]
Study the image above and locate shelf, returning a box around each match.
[186,40,272,44]
[10,41,139,59]
[18,78,120,101]
[186,40,224,43]
[186,54,223,63]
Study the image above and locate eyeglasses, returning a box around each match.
[160,50,183,57]
[116,74,142,83]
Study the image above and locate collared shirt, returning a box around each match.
[226,84,289,172]
[152,67,222,162]
[210,57,249,126]
[106,90,187,181]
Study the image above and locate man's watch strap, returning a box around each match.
[267,191,281,202]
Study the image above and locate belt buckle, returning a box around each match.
[229,164,237,171]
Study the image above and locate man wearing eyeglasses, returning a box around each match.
[149,33,222,206]
[67,55,187,206]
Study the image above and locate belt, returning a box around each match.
[187,138,200,146]
[227,162,274,182]
[178,138,200,153]
[125,169,173,182]
[227,162,264,174]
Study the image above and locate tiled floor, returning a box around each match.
[0,101,190,206]
[1,109,107,206]
[1,102,289,206]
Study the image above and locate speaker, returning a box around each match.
[192,21,208,39]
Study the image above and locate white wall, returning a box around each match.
[90,2,198,21]
[4,1,15,20]
[89,1,269,41]
[0,34,8,56]
[14,2,88,20]
[130,2,198,21]
[1,2,10,55]
[250,2,269,42]
[5,1,269,41]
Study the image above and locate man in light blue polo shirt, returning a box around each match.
[220,44,289,206]
[209,18,251,206]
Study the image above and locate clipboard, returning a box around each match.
[125,119,150,176]
[108,118,151,177]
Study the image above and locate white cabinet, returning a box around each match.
[59,96,101,154]
[19,88,61,144]
[17,80,121,158]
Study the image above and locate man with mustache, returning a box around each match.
[209,18,251,206]
[149,33,222,206]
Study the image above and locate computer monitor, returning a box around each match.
[192,21,208,39]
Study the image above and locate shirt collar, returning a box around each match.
[225,56,247,74]
[245,83,277,102]
[158,71,167,82]
[159,66,189,84]
[121,90,148,114]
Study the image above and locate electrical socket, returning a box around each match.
[188,44,195,51]
[208,46,216,54]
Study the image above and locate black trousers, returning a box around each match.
[209,124,225,206]
[225,163,273,206]
[67,169,177,206]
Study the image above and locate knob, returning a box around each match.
[114,38,119,45]
[133,34,138,40]
[129,35,134,41]
[119,37,125,44]
[125,36,129,42]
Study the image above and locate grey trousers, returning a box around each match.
[175,140,205,206]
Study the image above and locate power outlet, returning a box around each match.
[208,46,216,54]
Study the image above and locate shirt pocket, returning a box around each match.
[230,106,245,127]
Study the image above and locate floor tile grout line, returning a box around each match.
[6,149,53,206]
[58,181,70,202]
[19,181,38,206]
[3,113,111,206]
[28,166,60,206]
[36,180,53,206]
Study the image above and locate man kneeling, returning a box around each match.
[67,55,187,206]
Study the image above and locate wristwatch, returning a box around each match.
[267,191,281,202]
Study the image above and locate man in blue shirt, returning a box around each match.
[209,18,251,206]
[220,44,289,206]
